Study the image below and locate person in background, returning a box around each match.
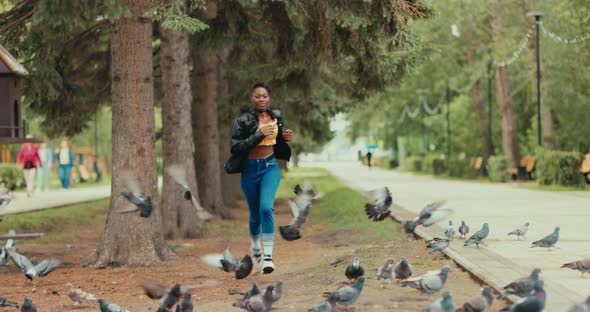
[56,140,74,189]
[35,142,53,192]
[366,150,373,168]
[16,135,41,197]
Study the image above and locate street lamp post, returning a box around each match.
[527,11,544,146]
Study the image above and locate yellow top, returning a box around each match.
[258,118,278,146]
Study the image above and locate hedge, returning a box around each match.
[488,155,509,182]
[376,156,397,169]
[447,157,479,179]
[403,156,424,172]
[0,164,25,190]
[536,149,584,188]
[423,154,447,176]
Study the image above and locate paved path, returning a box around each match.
[0,186,111,215]
[310,161,590,310]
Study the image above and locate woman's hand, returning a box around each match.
[259,123,276,137]
[282,129,293,142]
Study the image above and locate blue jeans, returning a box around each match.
[241,156,281,239]
[58,165,72,189]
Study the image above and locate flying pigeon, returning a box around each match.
[427,238,450,255]
[143,280,220,300]
[561,257,590,277]
[508,222,530,240]
[166,164,213,221]
[21,296,37,312]
[157,283,182,312]
[345,257,364,281]
[399,265,451,295]
[445,221,455,240]
[0,197,10,210]
[404,201,452,234]
[424,290,455,312]
[113,170,152,218]
[567,296,590,312]
[66,282,98,305]
[0,238,15,266]
[232,285,275,312]
[499,281,545,312]
[531,226,559,249]
[7,249,60,281]
[279,199,311,241]
[308,293,338,312]
[497,268,541,299]
[323,277,365,311]
[464,223,489,248]
[264,281,283,304]
[394,256,413,280]
[364,186,393,221]
[456,287,494,312]
[239,282,260,300]
[377,259,395,284]
[294,180,324,200]
[0,298,18,308]
[201,246,253,279]
[176,293,193,312]
[98,299,130,312]
[459,221,470,239]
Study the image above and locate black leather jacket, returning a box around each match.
[230,108,292,161]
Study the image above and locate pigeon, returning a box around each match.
[377,259,395,284]
[345,257,364,281]
[394,256,413,280]
[98,299,130,312]
[364,186,393,221]
[427,238,450,255]
[264,281,282,303]
[568,296,590,312]
[531,226,559,249]
[0,197,10,210]
[166,164,214,221]
[113,170,152,218]
[456,287,494,312]
[308,292,338,312]
[561,257,590,277]
[294,180,324,200]
[175,293,193,312]
[241,282,261,300]
[201,246,253,279]
[232,285,275,312]
[66,282,98,305]
[399,265,451,295]
[279,199,311,241]
[508,222,530,240]
[444,221,455,240]
[464,223,489,248]
[500,281,545,312]
[7,249,60,281]
[497,268,541,299]
[143,280,220,300]
[323,277,365,311]
[424,290,454,312]
[459,221,470,239]
[157,284,182,312]
[0,298,18,308]
[404,201,452,234]
[21,296,36,312]
[0,238,15,266]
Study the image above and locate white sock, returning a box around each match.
[250,236,261,256]
[262,235,274,259]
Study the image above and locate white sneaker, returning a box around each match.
[251,248,262,267]
[262,256,275,274]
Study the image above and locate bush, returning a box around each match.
[488,155,509,182]
[423,154,446,175]
[403,156,424,172]
[376,156,397,169]
[447,157,479,179]
[0,164,25,190]
[536,149,584,188]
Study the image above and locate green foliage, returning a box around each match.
[0,163,24,190]
[488,155,509,182]
[536,149,584,188]
[376,156,397,169]
[447,157,479,179]
[403,156,424,172]
[423,154,446,175]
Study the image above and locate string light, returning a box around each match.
[494,24,535,67]
[540,21,590,44]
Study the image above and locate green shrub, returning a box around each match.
[403,156,424,172]
[488,155,509,182]
[536,149,584,188]
[447,157,479,179]
[423,154,446,175]
[0,163,25,190]
[376,156,397,169]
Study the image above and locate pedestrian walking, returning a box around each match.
[35,142,53,192]
[366,150,373,168]
[16,135,41,197]
[55,140,74,189]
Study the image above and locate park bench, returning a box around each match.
[579,153,590,184]
[468,156,485,175]
[508,155,536,181]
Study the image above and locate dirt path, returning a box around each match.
[0,199,499,311]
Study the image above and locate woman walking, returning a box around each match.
[228,82,293,274]
[16,136,41,197]
[56,140,74,189]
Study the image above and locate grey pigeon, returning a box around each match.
[464,223,489,248]
[404,201,452,234]
[232,285,274,312]
[444,220,455,240]
[377,259,395,284]
[280,182,323,241]
[175,293,193,312]
[21,295,37,312]
[294,180,324,200]
[7,249,60,281]
[427,238,450,255]
[308,292,338,312]
[424,290,454,312]
[166,164,213,221]
[242,281,260,300]
[500,281,545,312]
[400,265,451,295]
[324,277,365,310]
[459,221,470,239]
[265,281,282,303]
[531,226,559,249]
[364,186,393,221]
[113,170,152,218]
[508,222,530,240]
[98,299,129,312]
[0,238,15,266]
[568,296,590,312]
[67,282,98,304]
[201,246,253,279]
[394,256,413,280]
[0,197,10,210]
[0,298,18,307]
[143,280,220,300]
[561,257,590,277]
[456,287,494,312]
[497,268,541,299]
[157,284,182,312]
[345,257,364,281]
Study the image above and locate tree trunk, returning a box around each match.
[491,0,521,168]
[467,49,492,157]
[191,48,229,218]
[88,0,175,267]
[159,17,207,239]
